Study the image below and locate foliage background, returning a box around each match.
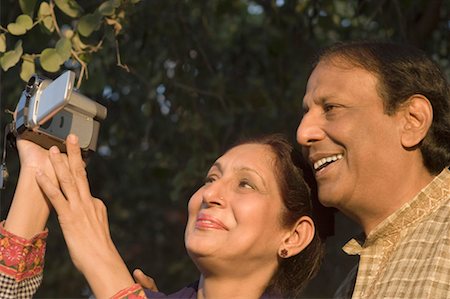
[0,0,449,297]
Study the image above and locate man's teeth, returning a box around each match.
[314,154,343,170]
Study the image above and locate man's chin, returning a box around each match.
[317,192,341,209]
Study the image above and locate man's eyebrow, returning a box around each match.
[301,99,313,114]
[303,95,335,109]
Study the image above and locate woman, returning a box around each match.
[0,133,323,298]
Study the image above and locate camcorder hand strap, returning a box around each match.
[0,95,30,190]
[0,124,13,190]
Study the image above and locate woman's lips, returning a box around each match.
[195,213,228,230]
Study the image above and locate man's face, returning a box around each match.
[296,59,405,218]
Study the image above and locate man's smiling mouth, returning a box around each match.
[314,154,343,171]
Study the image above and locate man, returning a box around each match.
[296,41,450,298]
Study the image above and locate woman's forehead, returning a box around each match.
[215,143,277,171]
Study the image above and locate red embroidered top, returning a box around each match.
[0,222,146,299]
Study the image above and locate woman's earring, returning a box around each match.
[279,249,288,258]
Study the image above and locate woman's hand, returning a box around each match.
[16,138,59,178]
[35,134,134,298]
[4,138,59,238]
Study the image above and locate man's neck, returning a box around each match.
[350,166,436,235]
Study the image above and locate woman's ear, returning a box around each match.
[400,95,433,148]
[278,216,315,258]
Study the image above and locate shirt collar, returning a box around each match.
[343,167,450,255]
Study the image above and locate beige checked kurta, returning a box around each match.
[335,167,450,299]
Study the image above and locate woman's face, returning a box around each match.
[185,143,289,274]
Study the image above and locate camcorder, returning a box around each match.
[0,71,107,188]
[13,70,107,151]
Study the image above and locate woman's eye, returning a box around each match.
[239,180,254,189]
[204,175,216,185]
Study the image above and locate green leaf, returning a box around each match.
[54,0,83,18]
[7,14,33,35]
[16,15,33,30]
[112,0,122,8]
[0,40,23,71]
[20,56,35,81]
[55,37,72,61]
[7,23,26,35]
[63,28,74,39]
[40,48,63,72]
[19,0,37,17]
[71,33,88,51]
[77,11,102,37]
[38,1,51,15]
[99,0,117,16]
[38,2,55,32]
[0,34,5,53]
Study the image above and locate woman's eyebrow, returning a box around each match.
[235,167,268,188]
[213,162,221,170]
[208,162,222,174]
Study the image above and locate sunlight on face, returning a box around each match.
[185,143,288,274]
[297,59,406,217]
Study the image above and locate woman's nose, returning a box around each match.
[202,182,226,208]
[296,113,326,147]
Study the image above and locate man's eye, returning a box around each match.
[323,103,337,112]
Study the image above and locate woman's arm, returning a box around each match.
[0,139,59,298]
[35,134,136,298]
[4,139,57,238]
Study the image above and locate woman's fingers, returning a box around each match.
[34,134,97,223]
[47,134,93,205]
[48,145,80,202]
[66,135,91,202]
[35,170,68,214]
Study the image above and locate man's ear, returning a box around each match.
[278,216,315,258]
[400,95,433,148]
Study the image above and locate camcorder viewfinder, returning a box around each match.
[13,70,107,152]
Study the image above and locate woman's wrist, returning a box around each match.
[82,248,135,298]
[4,167,51,239]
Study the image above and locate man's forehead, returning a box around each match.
[301,61,381,111]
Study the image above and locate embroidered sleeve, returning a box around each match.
[0,221,47,299]
[111,283,147,299]
[0,222,47,280]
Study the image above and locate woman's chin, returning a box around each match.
[186,240,216,258]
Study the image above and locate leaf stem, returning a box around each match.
[49,0,62,37]
[115,39,129,72]
[71,50,88,89]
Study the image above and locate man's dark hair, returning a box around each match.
[315,41,450,174]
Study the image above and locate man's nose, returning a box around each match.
[296,112,326,147]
